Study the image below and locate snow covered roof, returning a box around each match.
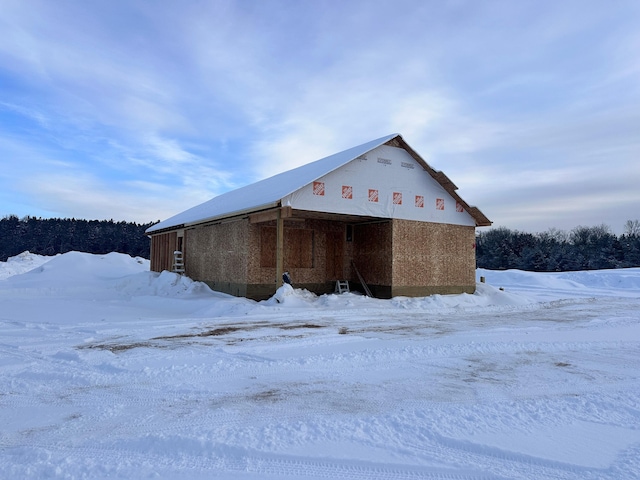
[146,133,490,234]
[146,134,398,233]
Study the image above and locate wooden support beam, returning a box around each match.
[275,207,284,290]
[250,206,292,224]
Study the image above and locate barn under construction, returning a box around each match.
[146,133,491,300]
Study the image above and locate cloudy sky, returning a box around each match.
[1,0,639,233]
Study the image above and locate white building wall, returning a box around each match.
[282,145,476,226]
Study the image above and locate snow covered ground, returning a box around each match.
[1,251,639,479]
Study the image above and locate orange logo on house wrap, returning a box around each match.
[415,195,424,208]
[456,201,464,212]
[313,181,325,196]
[342,185,353,199]
[393,192,402,205]
[436,198,445,210]
[368,189,378,202]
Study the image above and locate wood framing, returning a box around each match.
[275,208,284,290]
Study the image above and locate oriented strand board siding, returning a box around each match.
[150,231,177,272]
[391,219,476,288]
[325,230,344,280]
[288,228,314,268]
[260,227,314,268]
[185,220,249,286]
[259,226,277,267]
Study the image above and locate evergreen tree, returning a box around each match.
[476,221,640,271]
[0,216,156,261]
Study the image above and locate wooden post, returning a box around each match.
[275,207,284,290]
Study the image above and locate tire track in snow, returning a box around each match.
[6,434,635,480]
[0,440,505,479]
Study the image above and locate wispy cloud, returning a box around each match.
[0,0,638,233]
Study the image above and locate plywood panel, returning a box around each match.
[325,230,344,280]
[150,231,177,272]
[260,226,277,268]
[260,227,313,268]
[185,220,249,284]
[352,222,392,285]
[391,219,476,288]
[288,228,314,268]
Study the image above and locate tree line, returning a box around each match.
[476,220,640,271]
[3,215,640,272]
[0,215,157,262]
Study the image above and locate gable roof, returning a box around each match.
[146,133,490,234]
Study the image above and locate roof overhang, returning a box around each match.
[146,201,281,235]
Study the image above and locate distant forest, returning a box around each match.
[0,215,156,262]
[476,220,640,271]
[2,215,640,272]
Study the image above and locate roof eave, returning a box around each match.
[146,200,282,235]
[182,201,282,228]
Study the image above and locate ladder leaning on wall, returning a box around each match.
[335,280,350,294]
[172,251,185,274]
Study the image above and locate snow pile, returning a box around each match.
[1,251,240,303]
[388,282,537,311]
[115,270,219,298]
[5,250,149,288]
[258,282,536,313]
[558,268,640,290]
[0,250,56,280]
[478,267,640,299]
[263,283,320,306]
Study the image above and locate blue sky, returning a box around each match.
[1,0,639,233]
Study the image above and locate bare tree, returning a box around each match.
[624,219,640,237]
[540,227,569,243]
